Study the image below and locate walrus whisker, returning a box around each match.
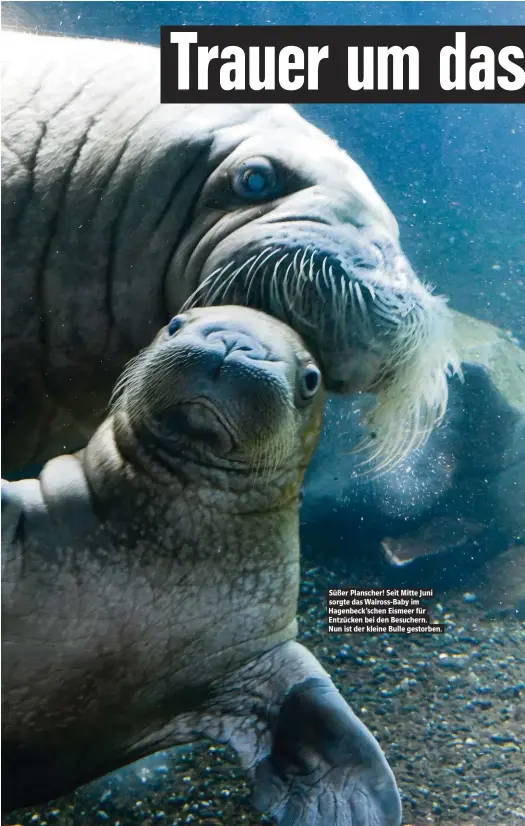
[244,248,281,311]
[208,257,256,306]
[268,255,284,314]
[294,248,310,303]
[252,411,298,484]
[292,252,320,328]
[321,257,329,290]
[314,261,328,305]
[279,255,318,333]
[272,257,292,319]
[213,268,241,306]
[282,252,302,315]
[288,248,305,312]
[307,252,316,283]
[351,294,460,476]
[109,349,152,411]
[338,274,349,346]
[200,266,230,307]
[293,251,307,305]
[327,265,337,298]
[244,247,274,283]
[182,263,233,311]
[250,250,282,308]
[373,305,403,325]
[327,265,347,341]
[299,246,310,282]
[297,252,318,329]
[347,279,356,315]
[181,264,232,312]
[303,249,326,327]
[374,287,406,308]
[278,279,295,323]
[293,248,304,275]
[284,261,299,315]
[372,291,401,312]
[353,281,370,328]
[244,247,282,306]
[216,259,257,306]
[320,257,332,296]
[218,252,270,306]
[268,254,290,311]
[326,263,340,339]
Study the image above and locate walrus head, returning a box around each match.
[111,306,324,480]
[167,105,459,473]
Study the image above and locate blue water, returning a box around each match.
[16,0,525,338]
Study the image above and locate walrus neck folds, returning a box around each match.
[82,414,304,522]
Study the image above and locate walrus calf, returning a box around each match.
[2,306,402,826]
[2,30,458,476]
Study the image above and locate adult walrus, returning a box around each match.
[2,29,458,476]
[2,306,402,826]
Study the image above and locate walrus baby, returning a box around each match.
[2,306,402,826]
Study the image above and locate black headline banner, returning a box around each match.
[160,26,525,104]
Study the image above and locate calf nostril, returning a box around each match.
[213,331,264,359]
[300,365,321,399]
[222,335,252,357]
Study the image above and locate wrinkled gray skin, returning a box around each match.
[2,31,439,474]
[303,312,525,581]
[2,306,402,826]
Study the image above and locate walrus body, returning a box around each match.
[2,306,402,825]
[2,30,457,476]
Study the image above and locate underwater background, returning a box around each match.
[2,2,524,825]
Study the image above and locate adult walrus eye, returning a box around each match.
[232,157,279,201]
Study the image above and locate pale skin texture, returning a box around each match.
[1,31,453,475]
[2,307,402,825]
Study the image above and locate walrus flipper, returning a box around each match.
[190,641,401,826]
[252,677,402,826]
